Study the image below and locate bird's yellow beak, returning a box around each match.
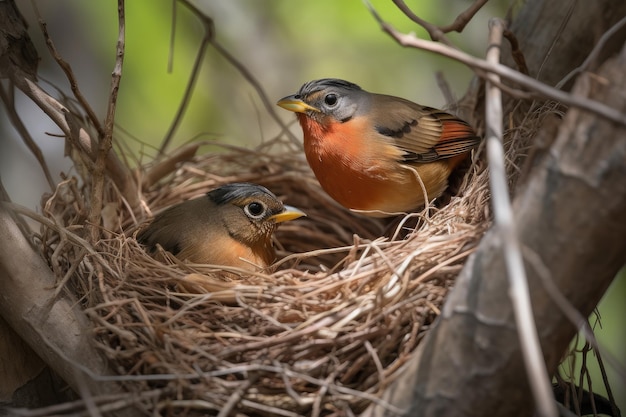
[269,205,306,223]
[276,95,320,113]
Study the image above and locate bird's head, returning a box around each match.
[277,78,370,126]
[208,183,305,248]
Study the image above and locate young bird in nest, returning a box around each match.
[137,183,305,271]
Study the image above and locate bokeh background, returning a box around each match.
[1,0,624,409]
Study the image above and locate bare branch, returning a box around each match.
[535,0,577,82]
[523,246,626,392]
[33,5,105,137]
[434,71,455,107]
[556,15,626,89]
[502,29,529,75]
[158,0,301,155]
[159,0,213,155]
[391,0,488,45]
[364,1,626,127]
[142,142,200,189]
[0,2,141,213]
[484,18,556,417]
[440,0,489,33]
[210,39,302,146]
[390,0,454,45]
[0,83,55,190]
[88,0,125,242]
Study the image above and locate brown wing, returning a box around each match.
[137,198,211,257]
[370,93,480,163]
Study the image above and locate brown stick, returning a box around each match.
[391,0,489,44]
[88,0,126,242]
[34,7,105,137]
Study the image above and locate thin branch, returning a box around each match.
[435,71,455,107]
[158,0,301,155]
[168,0,177,73]
[503,29,529,75]
[364,1,626,127]
[158,0,213,155]
[556,15,626,89]
[32,3,105,137]
[3,49,140,213]
[535,0,576,82]
[210,39,301,146]
[88,0,125,242]
[440,0,489,33]
[391,0,454,45]
[484,18,556,417]
[391,0,488,44]
[0,83,55,190]
[594,340,622,417]
[523,246,626,379]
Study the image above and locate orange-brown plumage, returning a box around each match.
[137,183,304,271]
[277,78,481,217]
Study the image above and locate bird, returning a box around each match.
[137,183,305,271]
[277,78,481,217]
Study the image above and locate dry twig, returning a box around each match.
[0,83,55,189]
[484,18,556,417]
[33,5,104,136]
[391,0,488,45]
[159,0,300,155]
[88,0,126,242]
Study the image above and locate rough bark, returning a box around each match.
[504,0,626,87]
[368,52,626,416]
[0,202,121,404]
[0,1,126,409]
[364,0,626,415]
[0,316,45,402]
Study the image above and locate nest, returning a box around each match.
[35,107,541,415]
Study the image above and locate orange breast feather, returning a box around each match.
[299,115,424,213]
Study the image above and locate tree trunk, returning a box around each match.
[364,0,626,415]
[0,202,121,405]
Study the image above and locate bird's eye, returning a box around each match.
[324,93,338,107]
[244,201,266,219]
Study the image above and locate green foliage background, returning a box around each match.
[36,1,503,156]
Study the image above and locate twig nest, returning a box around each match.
[41,135,492,415]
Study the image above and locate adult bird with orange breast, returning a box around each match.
[277,78,481,217]
[137,183,305,271]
